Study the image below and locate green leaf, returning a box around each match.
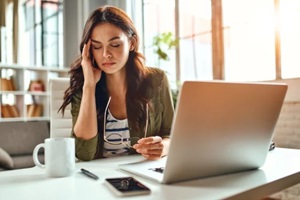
[152,32,179,61]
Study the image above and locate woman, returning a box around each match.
[59,5,174,161]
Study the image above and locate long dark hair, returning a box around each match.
[59,5,150,131]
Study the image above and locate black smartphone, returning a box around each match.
[104,177,151,196]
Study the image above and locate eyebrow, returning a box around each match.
[91,36,120,44]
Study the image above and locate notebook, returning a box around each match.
[119,80,288,184]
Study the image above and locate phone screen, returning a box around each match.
[105,177,151,196]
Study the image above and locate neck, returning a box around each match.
[106,71,127,97]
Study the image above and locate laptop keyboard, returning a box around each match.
[149,167,165,173]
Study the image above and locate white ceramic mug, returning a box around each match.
[33,138,75,177]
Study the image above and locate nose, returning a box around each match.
[103,48,112,59]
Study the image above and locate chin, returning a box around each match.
[101,66,125,75]
[101,68,118,75]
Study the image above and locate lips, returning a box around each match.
[102,62,115,67]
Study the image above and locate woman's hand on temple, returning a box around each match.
[133,136,170,160]
[81,40,102,87]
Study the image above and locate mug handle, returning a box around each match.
[33,143,45,168]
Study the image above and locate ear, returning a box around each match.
[130,35,137,51]
[130,45,135,51]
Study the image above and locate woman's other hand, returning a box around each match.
[81,40,102,87]
[133,136,170,160]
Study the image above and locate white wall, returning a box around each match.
[270,78,300,102]
[271,78,300,149]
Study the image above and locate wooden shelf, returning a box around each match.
[0,63,68,122]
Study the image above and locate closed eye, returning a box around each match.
[111,43,120,47]
[92,46,102,50]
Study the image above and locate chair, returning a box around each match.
[49,78,72,138]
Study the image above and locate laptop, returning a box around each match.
[119,80,288,184]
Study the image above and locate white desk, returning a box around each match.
[0,148,300,200]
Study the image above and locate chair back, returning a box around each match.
[49,78,72,138]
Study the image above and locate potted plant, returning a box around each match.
[152,32,179,107]
[152,32,178,62]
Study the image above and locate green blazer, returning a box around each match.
[71,68,174,161]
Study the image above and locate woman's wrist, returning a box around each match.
[83,83,96,91]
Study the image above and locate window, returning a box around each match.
[143,0,177,88]
[22,0,63,67]
[140,0,300,84]
[178,0,212,82]
[223,0,276,81]
[1,2,13,63]
[143,0,212,88]
[279,0,300,78]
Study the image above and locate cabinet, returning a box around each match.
[0,63,69,122]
